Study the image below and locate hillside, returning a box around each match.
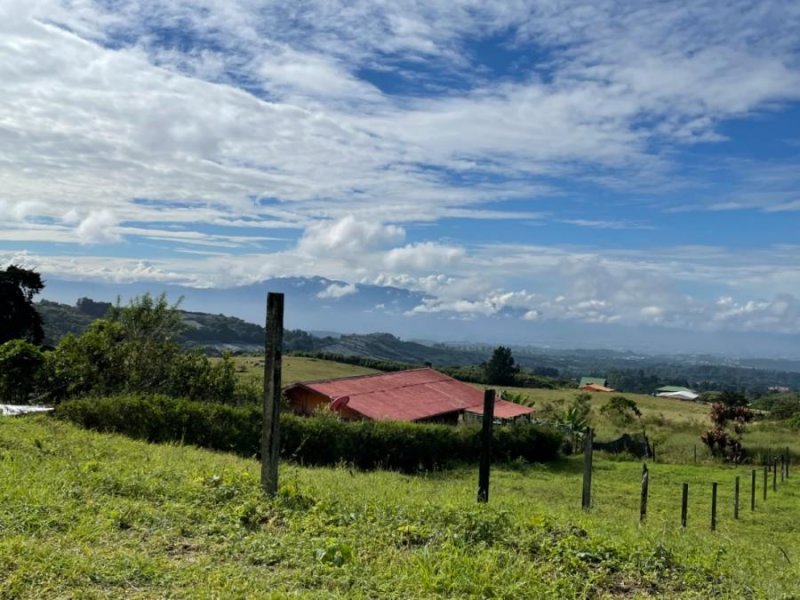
[36,297,800,393]
[4,416,800,598]
[37,298,486,364]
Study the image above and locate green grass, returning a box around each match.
[230,355,378,386]
[2,416,800,598]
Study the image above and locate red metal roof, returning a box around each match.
[286,368,532,422]
[465,399,535,419]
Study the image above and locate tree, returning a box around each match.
[700,390,753,462]
[0,265,45,345]
[600,395,642,428]
[0,340,45,404]
[484,346,519,385]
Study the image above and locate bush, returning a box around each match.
[0,339,45,404]
[55,394,562,472]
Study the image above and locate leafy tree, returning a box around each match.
[0,340,45,404]
[700,390,753,462]
[0,265,45,345]
[43,293,239,404]
[484,346,519,385]
[600,395,642,428]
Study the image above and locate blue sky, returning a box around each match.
[2,0,800,353]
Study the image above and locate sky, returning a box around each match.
[2,0,800,354]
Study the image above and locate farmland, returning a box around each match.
[232,355,800,465]
[2,415,799,598]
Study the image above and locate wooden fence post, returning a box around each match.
[734,476,740,519]
[763,466,768,501]
[693,444,697,464]
[781,455,785,483]
[261,292,284,497]
[773,460,778,492]
[751,469,756,511]
[582,427,593,511]
[711,482,718,531]
[477,389,495,503]
[681,483,688,528]
[786,447,790,479]
[640,463,649,523]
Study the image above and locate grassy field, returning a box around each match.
[2,415,799,598]
[234,355,796,465]
[231,355,378,387]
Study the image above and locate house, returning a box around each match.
[283,368,535,424]
[580,383,616,393]
[578,377,614,392]
[653,385,699,401]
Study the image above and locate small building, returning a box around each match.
[578,377,614,392]
[655,385,693,394]
[580,382,616,393]
[284,368,534,424]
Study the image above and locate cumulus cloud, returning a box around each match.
[297,216,405,258]
[317,282,358,299]
[75,210,122,244]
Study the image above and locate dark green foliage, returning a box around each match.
[75,298,113,318]
[484,346,519,385]
[56,394,562,472]
[39,294,238,404]
[599,396,642,427]
[0,340,45,403]
[0,265,45,345]
[752,392,800,420]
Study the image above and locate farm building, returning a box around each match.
[578,377,614,392]
[284,368,534,424]
[653,385,699,400]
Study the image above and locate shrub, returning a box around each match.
[56,394,561,472]
[0,339,46,404]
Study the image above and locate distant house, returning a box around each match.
[580,383,616,393]
[284,368,534,424]
[579,377,607,388]
[578,377,614,392]
[654,386,699,401]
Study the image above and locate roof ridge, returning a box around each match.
[294,366,439,387]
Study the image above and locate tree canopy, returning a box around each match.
[0,265,45,345]
[485,346,519,385]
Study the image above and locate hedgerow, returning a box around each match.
[55,394,561,472]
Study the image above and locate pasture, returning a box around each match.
[2,415,798,598]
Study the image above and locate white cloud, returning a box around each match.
[384,242,464,271]
[76,210,122,244]
[317,282,358,299]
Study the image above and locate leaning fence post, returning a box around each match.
[582,427,593,510]
[640,463,649,522]
[261,292,284,497]
[477,389,495,503]
[711,482,718,531]
[734,476,740,519]
[681,483,689,528]
[751,469,756,511]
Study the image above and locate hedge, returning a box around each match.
[55,394,561,472]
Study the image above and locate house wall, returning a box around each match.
[286,388,331,416]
